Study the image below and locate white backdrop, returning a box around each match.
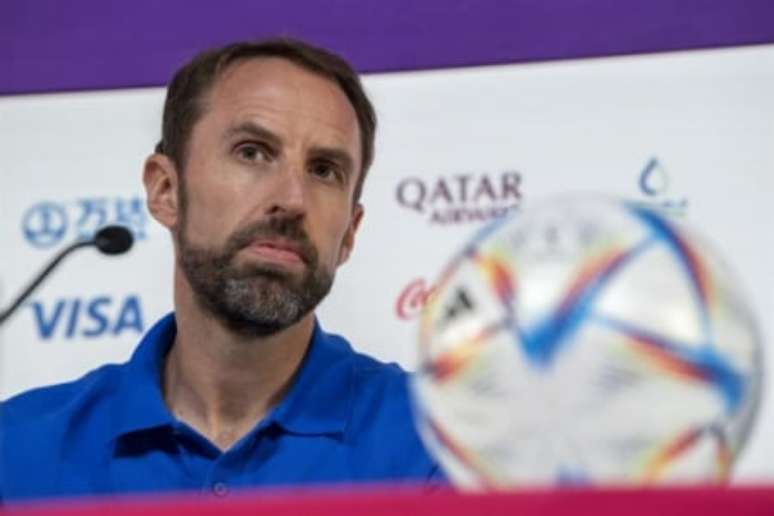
[2,44,773,480]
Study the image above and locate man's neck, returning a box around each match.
[164,282,314,452]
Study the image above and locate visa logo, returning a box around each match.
[30,295,144,339]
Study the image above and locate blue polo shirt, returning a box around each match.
[0,314,442,502]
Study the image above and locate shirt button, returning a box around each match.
[212,482,229,497]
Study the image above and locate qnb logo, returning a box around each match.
[396,278,436,320]
[637,158,688,215]
[30,294,144,340]
[22,196,148,249]
[396,171,522,225]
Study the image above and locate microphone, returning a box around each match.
[0,225,134,326]
[94,225,134,255]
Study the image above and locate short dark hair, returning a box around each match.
[156,37,377,201]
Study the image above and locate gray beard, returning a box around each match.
[177,213,334,337]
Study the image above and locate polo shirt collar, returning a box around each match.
[270,321,353,437]
[110,313,353,442]
[111,313,177,440]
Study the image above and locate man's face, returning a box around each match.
[172,58,363,336]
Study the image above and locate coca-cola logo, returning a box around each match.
[395,278,436,320]
[395,171,522,225]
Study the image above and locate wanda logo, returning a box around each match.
[395,278,436,320]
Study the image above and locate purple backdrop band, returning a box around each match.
[2,0,774,95]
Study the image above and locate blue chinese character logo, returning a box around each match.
[22,202,68,248]
[21,195,149,250]
[74,198,109,240]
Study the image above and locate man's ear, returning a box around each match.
[337,203,364,266]
[143,153,181,230]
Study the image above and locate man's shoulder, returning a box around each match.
[320,331,442,481]
[0,362,124,426]
[322,330,408,388]
[0,362,134,501]
[1,313,173,429]
[320,330,416,425]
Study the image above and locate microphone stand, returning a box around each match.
[0,240,94,326]
[0,225,133,327]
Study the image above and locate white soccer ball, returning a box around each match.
[412,195,762,489]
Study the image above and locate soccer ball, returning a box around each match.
[412,195,762,489]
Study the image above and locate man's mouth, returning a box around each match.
[245,238,306,267]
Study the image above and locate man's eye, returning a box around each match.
[236,143,270,162]
[311,162,343,183]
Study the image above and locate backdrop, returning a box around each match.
[2,0,773,482]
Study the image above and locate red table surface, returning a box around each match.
[3,485,774,516]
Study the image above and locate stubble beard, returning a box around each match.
[175,188,334,337]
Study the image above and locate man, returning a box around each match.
[0,38,441,502]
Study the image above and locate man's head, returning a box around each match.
[156,38,376,202]
[144,38,375,336]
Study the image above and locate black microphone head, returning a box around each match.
[94,225,134,255]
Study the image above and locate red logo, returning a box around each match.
[396,278,437,320]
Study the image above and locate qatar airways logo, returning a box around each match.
[395,171,522,225]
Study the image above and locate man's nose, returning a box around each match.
[266,164,307,217]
